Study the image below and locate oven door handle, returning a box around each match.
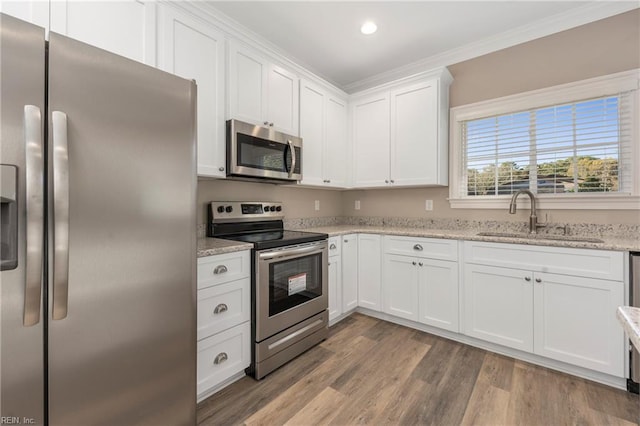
[258,243,325,261]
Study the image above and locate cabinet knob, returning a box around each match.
[326,180,331,183]
[413,244,423,251]
[390,179,395,183]
[219,166,225,172]
[524,276,531,282]
[418,262,423,267]
[213,352,228,365]
[213,303,228,314]
[269,122,274,127]
[412,261,417,266]
[213,265,228,275]
[385,180,389,184]
[330,243,337,250]
[344,239,348,243]
[535,278,542,283]
[263,121,269,126]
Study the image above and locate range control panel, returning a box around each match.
[209,201,284,222]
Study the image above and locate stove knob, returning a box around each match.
[275,206,282,212]
[262,206,269,212]
[225,206,233,213]
[269,206,275,212]
[217,206,224,213]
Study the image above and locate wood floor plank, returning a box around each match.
[410,336,464,386]
[243,335,377,425]
[476,352,514,392]
[460,383,510,426]
[584,378,640,424]
[283,387,345,426]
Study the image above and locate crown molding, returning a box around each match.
[343,2,639,94]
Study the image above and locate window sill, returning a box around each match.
[448,194,640,210]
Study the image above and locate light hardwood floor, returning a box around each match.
[197,313,639,425]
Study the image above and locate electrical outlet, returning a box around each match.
[314,200,320,211]
[425,200,433,211]
[355,200,361,210]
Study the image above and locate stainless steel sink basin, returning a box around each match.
[476,232,604,244]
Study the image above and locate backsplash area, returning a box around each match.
[198,216,640,240]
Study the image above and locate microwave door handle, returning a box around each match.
[286,140,296,178]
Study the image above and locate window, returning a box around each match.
[449,70,640,209]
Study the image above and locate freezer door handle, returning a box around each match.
[52,111,70,320]
[23,105,44,326]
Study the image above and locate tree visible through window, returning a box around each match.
[462,95,626,196]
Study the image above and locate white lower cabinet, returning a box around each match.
[342,234,359,312]
[197,250,251,400]
[328,237,342,322]
[382,236,459,330]
[462,241,625,377]
[358,234,382,311]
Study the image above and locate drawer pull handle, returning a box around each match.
[213,265,228,275]
[213,303,228,314]
[413,244,423,251]
[213,352,228,365]
[329,243,337,250]
[524,276,531,282]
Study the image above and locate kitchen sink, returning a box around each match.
[476,231,604,244]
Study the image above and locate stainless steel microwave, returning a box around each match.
[226,119,302,183]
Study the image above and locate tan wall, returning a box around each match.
[342,10,640,225]
[197,179,342,224]
[197,10,640,226]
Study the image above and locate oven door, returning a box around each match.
[255,240,327,341]
[227,119,302,181]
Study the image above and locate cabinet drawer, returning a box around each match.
[463,241,623,281]
[328,236,341,257]
[384,235,458,261]
[198,250,251,290]
[198,278,250,340]
[197,322,251,397]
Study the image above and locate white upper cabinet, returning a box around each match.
[50,0,157,66]
[299,79,348,188]
[350,68,452,188]
[158,5,226,178]
[352,92,391,187]
[228,41,299,135]
[0,1,49,30]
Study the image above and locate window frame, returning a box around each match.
[449,69,640,210]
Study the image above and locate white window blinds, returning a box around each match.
[461,93,634,197]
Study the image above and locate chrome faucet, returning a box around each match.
[508,189,546,234]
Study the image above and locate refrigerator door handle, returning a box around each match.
[23,105,44,326]
[52,111,70,320]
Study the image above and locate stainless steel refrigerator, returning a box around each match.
[0,14,197,425]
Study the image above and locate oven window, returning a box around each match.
[269,252,322,316]
[237,134,301,173]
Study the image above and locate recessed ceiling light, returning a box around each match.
[360,21,377,35]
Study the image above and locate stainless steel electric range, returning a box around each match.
[207,201,329,379]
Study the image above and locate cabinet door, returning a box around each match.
[299,80,325,186]
[328,255,342,322]
[267,64,299,135]
[50,0,156,66]
[383,254,419,321]
[324,95,348,187]
[419,259,459,332]
[533,272,624,376]
[0,1,49,30]
[358,234,382,311]
[158,6,226,178]
[352,93,390,188]
[342,234,358,312]
[228,42,267,125]
[390,80,440,185]
[463,264,533,352]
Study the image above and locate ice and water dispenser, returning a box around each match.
[1,164,18,270]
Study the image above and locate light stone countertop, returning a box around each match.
[298,225,640,252]
[617,307,640,352]
[197,238,252,258]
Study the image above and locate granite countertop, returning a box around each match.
[617,307,640,352]
[299,225,640,252]
[197,238,252,258]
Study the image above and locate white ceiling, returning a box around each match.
[206,1,638,92]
